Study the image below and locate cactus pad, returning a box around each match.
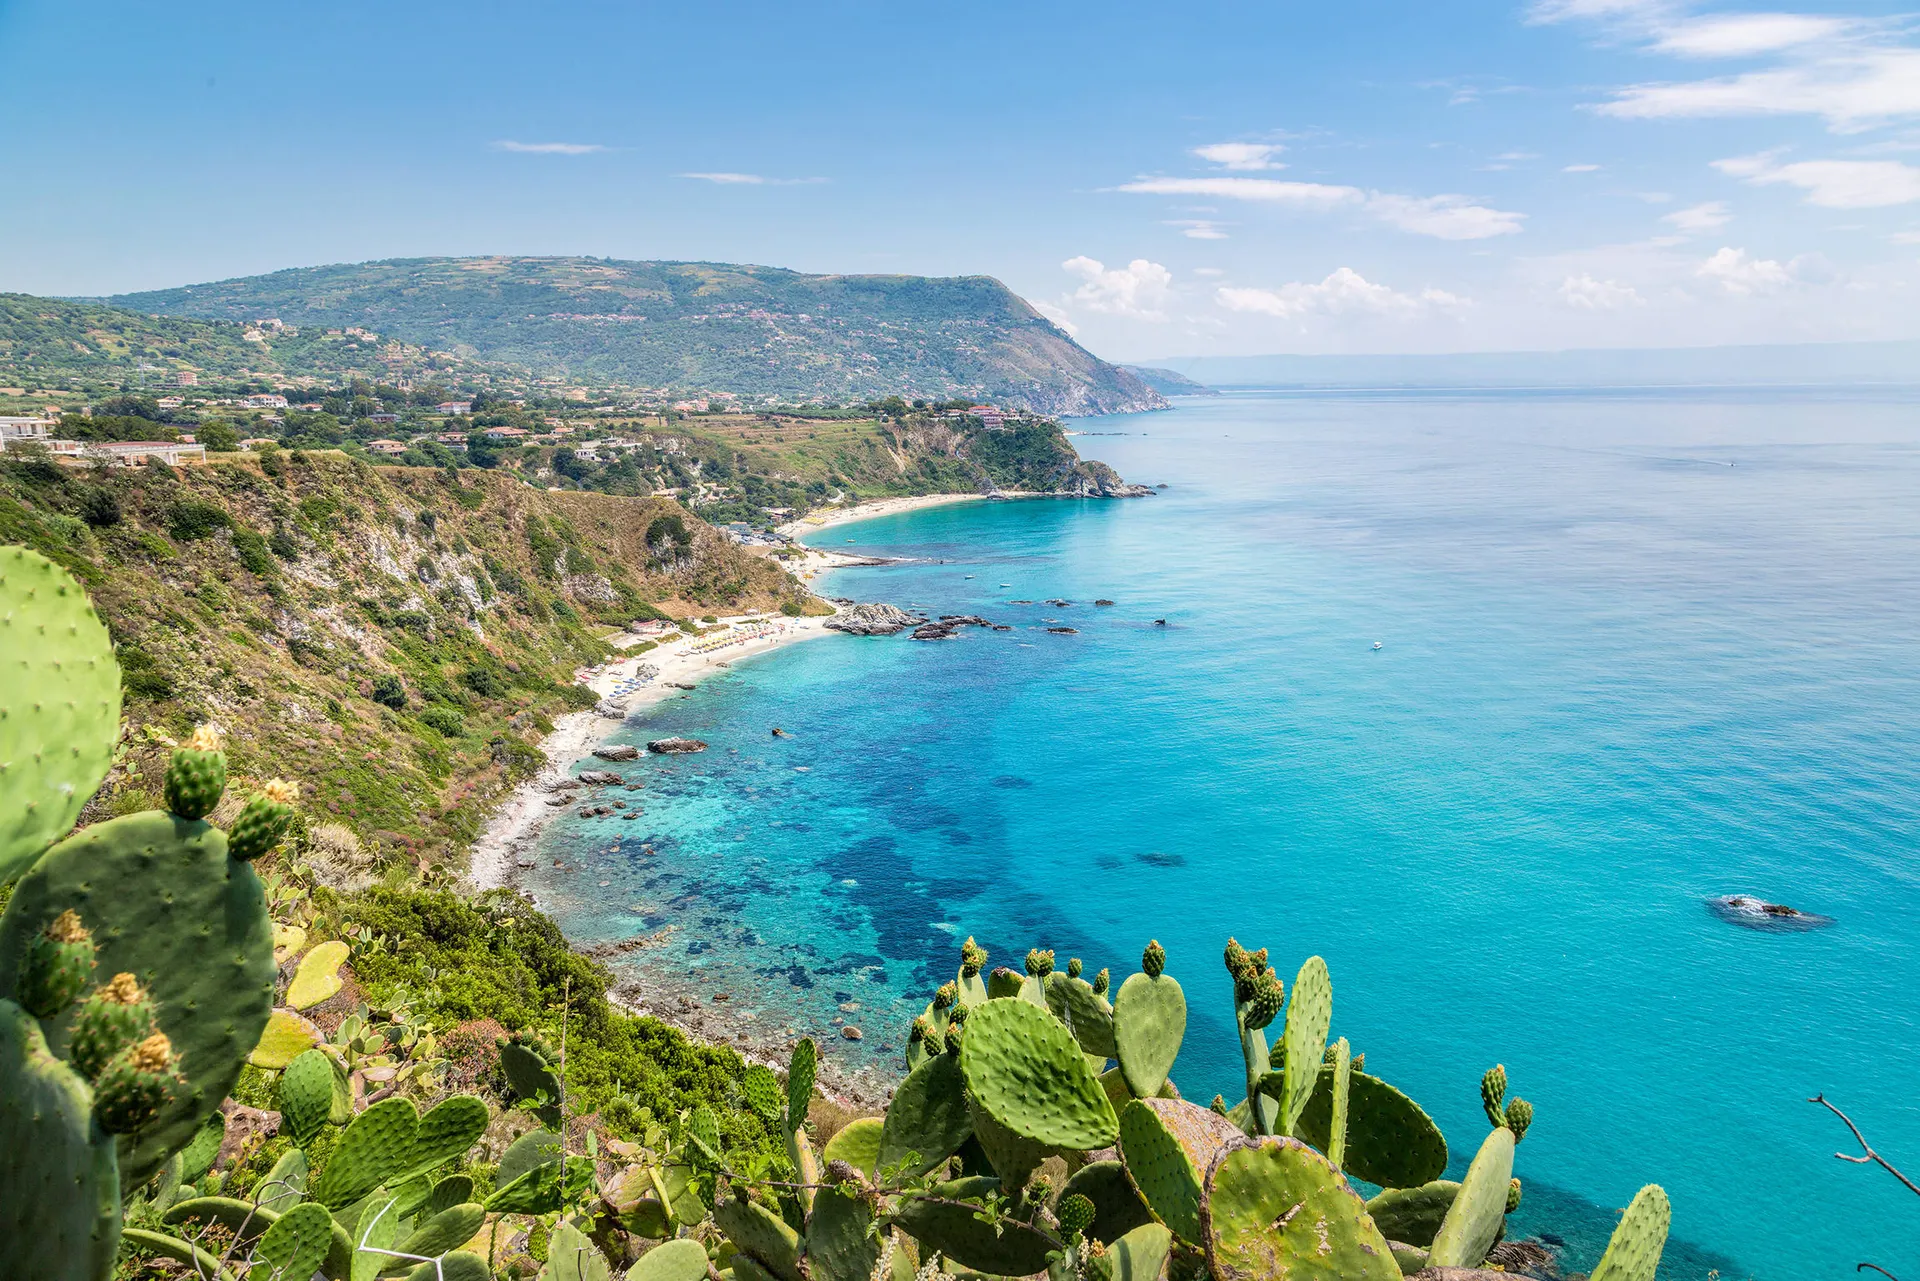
[820,1114,884,1177]
[1291,1066,1448,1190]
[1362,1180,1460,1248]
[1277,958,1331,1137]
[311,1096,417,1208]
[714,1191,804,1281]
[891,1176,1058,1276]
[741,1062,783,1123]
[277,1047,336,1145]
[1200,1136,1399,1281]
[1589,1184,1671,1281]
[382,1202,486,1275]
[1045,972,1118,1059]
[985,967,1023,1000]
[0,997,122,1281]
[0,808,275,1187]
[879,1049,972,1176]
[806,1185,882,1281]
[1062,1159,1155,1245]
[626,1238,711,1281]
[253,1201,336,1281]
[1107,1222,1173,1281]
[1426,1126,1515,1269]
[286,940,349,1011]
[500,1036,563,1124]
[405,1254,490,1281]
[1118,1097,1241,1245]
[248,1008,324,1069]
[787,1036,817,1131]
[1111,966,1186,1101]
[0,547,121,885]
[959,997,1118,1151]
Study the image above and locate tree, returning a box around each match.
[198,420,240,452]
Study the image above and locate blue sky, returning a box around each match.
[2,0,1916,358]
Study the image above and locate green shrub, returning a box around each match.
[418,705,465,737]
[166,497,232,541]
[370,673,408,709]
[231,527,275,577]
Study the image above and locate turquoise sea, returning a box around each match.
[526,387,1920,1279]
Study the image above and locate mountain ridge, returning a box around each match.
[104,255,1169,416]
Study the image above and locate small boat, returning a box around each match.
[1000,583,1012,587]
[1372,641,1383,651]
[964,575,975,579]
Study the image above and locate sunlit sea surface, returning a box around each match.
[525,387,1920,1278]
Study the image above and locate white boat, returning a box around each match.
[1372,641,1383,650]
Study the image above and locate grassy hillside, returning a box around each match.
[108,256,1169,415]
[0,447,811,868]
[0,292,511,389]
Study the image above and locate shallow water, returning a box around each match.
[528,387,1920,1278]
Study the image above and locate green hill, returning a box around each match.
[0,292,507,388]
[106,256,1168,415]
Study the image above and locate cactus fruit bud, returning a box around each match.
[909,1016,931,1045]
[70,971,157,1081]
[934,982,958,1011]
[1092,967,1111,996]
[1223,938,1249,979]
[1507,1097,1533,1142]
[1351,1051,1365,1072]
[1506,1178,1522,1213]
[1082,1239,1112,1281]
[1057,1193,1095,1238]
[1209,1094,1229,1117]
[948,1002,969,1026]
[1025,948,1055,978]
[162,727,228,820]
[944,1022,964,1055]
[93,1032,180,1134]
[1067,957,1083,979]
[1481,1064,1508,1128]
[1142,940,1166,978]
[959,936,988,977]
[227,782,299,862]
[1243,970,1284,1030]
[20,910,95,1018]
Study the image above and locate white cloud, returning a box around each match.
[1193,142,1286,171]
[1165,219,1230,240]
[1893,230,1920,244]
[1663,200,1733,233]
[1366,193,1528,239]
[1116,177,1524,240]
[1192,267,1227,276]
[1528,0,1664,22]
[1651,14,1854,58]
[496,140,606,154]
[1061,257,1175,320]
[1216,267,1467,320]
[679,172,828,185]
[1116,177,1364,207]
[1563,163,1603,172]
[1697,246,1796,294]
[1713,153,1920,207]
[1558,273,1646,308]
[1597,47,1920,130]
[1028,299,1079,336]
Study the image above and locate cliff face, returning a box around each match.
[107,257,1171,416]
[0,449,807,862]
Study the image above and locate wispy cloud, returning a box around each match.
[1651,13,1856,58]
[1216,267,1466,321]
[1192,142,1286,170]
[1115,176,1525,240]
[1714,152,1920,206]
[679,172,828,185]
[1563,163,1603,172]
[1663,200,1733,233]
[495,140,606,154]
[1559,273,1646,308]
[1164,219,1232,239]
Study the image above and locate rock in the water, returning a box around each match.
[841,1026,863,1041]
[648,737,709,754]
[666,681,697,691]
[550,778,583,791]
[1708,894,1833,931]
[1046,626,1080,635]
[578,769,622,785]
[826,602,927,635]
[594,744,641,761]
[1095,599,1115,606]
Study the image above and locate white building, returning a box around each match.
[86,441,207,467]
[0,417,55,448]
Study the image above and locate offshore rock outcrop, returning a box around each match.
[826,603,926,636]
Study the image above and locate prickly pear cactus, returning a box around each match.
[1589,1184,1671,1281]
[0,808,276,1188]
[879,1050,973,1176]
[1363,1180,1461,1248]
[1291,1065,1448,1189]
[891,1175,1059,1276]
[956,936,990,1007]
[959,996,1118,1151]
[276,1047,336,1145]
[1112,941,1186,1099]
[806,1185,882,1281]
[1045,970,1117,1059]
[1061,1160,1156,1245]
[714,1191,804,1281]
[500,1031,564,1125]
[1118,1097,1242,1245]
[1277,957,1331,1136]
[625,1238,711,1281]
[1200,1136,1399,1281]
[0,997,122,1281]
[821,1115,885,1177]
[0,546,121,885]
[1426,1126,1515,1269]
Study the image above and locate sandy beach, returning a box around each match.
[467,613,836,891]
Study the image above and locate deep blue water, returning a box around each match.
[527,387,1920,1279]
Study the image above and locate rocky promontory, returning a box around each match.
[826,603,927,635]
